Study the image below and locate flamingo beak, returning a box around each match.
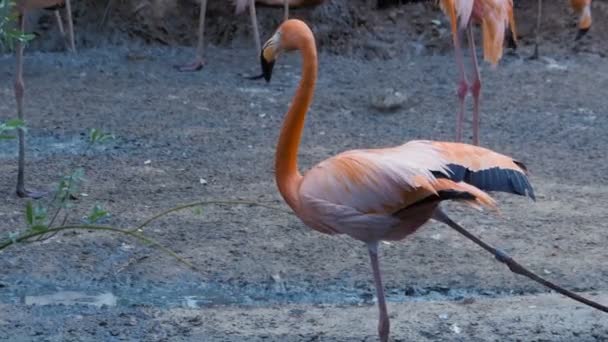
[248,32,280,82]
[261,52,275,83]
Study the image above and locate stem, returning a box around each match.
[0,225,197,271]
[130,200,293,233]
[3,200,295,272]
[48,144,92,228]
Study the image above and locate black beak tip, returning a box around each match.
[261,56,275,83]
[575,28,590,41]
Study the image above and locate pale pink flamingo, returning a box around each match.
[13,0,75,198]
[176,0,325,72]
[533,0,593,58]
[440,0,517,145]
[259,19,608,341]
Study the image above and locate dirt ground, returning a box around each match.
[1,1,608,341]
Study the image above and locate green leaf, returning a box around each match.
[87,204,109,224]
[33,204,47,223]
[88,128,115,145]
[192,207,203,216]
[8,231,19,244]
[5,118,24,128]
[25,201,47,228]
[25,201,33,226]
[30,225,48,233]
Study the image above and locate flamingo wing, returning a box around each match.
[296,140,533,241]
[427,141,535,199]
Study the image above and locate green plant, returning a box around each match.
[0,119,24,140]
[0,0,34,50]
[1,127,293,271]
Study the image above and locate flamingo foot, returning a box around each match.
[174,58,206,72]
[17,187,47,199]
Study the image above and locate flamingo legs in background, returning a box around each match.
[13,0,76,198]
[533,0,592,59]
[175,0,261,72]
[176,0,325,72]
[440,0,516,146]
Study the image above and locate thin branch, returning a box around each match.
[0,225,197,271]
[130,200,293,233]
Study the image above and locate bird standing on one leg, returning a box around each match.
[258,19,538,342]
[13,0,76,198]
[259,18,608,341]
[439,0,516,146]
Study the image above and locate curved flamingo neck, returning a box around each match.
[275,32,317,211]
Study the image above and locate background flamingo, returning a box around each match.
[175,0,261,72]
[533,0,592,59]
[258,19,607,342]
[571,0,592,39]
[13,0,75,198]
[439,0,517,146]
[176,0,325,72]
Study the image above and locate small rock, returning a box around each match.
[370,88,410,112]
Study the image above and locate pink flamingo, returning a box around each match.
[13,0,75,198]
[440,0,517,145]
[176,0,325,72]
[258,19,608,341]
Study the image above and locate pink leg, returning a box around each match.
[466,24,481,146]
[175,0,207,72]
[368,242,390,342]
[248,0,261,56]
[14,13,45,199]
[452,29,468,143]
[64,0,76,53]
[54,10,66,39]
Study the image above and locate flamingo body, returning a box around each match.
[297,141,533,242]
[259,19,534,342]
[439,0,516,145]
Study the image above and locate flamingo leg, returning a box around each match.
[532,0,542,59]
[248,0,261,56]
[466,23,481,146]
[14,14,44,199]
[64,0,76,52]
[54,10,65,40]
[451,29,468,143]
[100,0,114,28]
[175,0,207,72]
[368,241,390,342]
[284,0,289,21]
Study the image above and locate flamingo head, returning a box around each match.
[260,31,282,82]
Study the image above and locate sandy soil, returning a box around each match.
[1,1,608,341]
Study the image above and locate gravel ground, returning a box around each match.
[1,1,607,341]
